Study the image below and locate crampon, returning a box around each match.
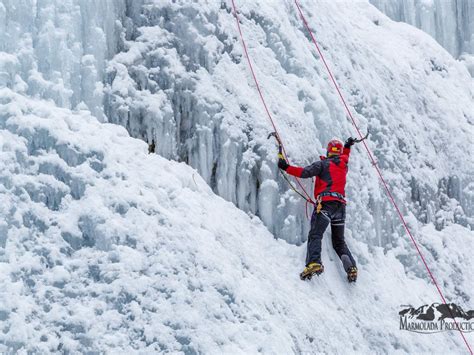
[347,266,358,283]
[300,262,324,281]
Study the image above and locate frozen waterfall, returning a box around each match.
[1,1,473,353]
[370,0,473,57]
[1,0,473,247]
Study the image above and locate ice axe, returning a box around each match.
[267,131,315,208]
[353,129,370,143]
[267,132,285,160]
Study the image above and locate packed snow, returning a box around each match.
[0,0,473,353]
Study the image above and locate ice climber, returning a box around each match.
[278,138,358,282]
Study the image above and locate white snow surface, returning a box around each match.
[0,89,473,353]
[0,0,473,353]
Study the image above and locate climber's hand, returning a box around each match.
[278,158,289,171]
[344,137,357,148]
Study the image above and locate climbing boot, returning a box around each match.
[300,262,324,281]
[347,266,358,283]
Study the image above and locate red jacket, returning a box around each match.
[286,147,350,203]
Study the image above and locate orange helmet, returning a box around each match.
[327,139,343,156]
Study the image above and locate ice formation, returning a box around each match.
[1,0,473,245]
[370,0,473,58]
[0,88,472,353]
[371,0,474,75]
[0,0,473,352]
[105,0,474,246]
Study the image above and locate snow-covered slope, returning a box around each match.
[0,89,472,353]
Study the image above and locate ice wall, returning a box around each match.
[105,2,311,243]
[1,0,473,248]
[370,0,474,57]
[1,88,470,354]
[0,0,128,120]
[105,0,474,247]
[0,3,473,350]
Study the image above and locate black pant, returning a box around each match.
[306,201,356,270]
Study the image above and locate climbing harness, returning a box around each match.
[315,192,344,214]
[293,1,472,352]
[316,196,322,214]
[317,192,345,201]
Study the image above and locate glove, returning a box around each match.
[344,137,357,148]
[278,158,289,171]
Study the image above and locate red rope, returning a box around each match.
[294,1,472,352]
[231,0,315,205]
